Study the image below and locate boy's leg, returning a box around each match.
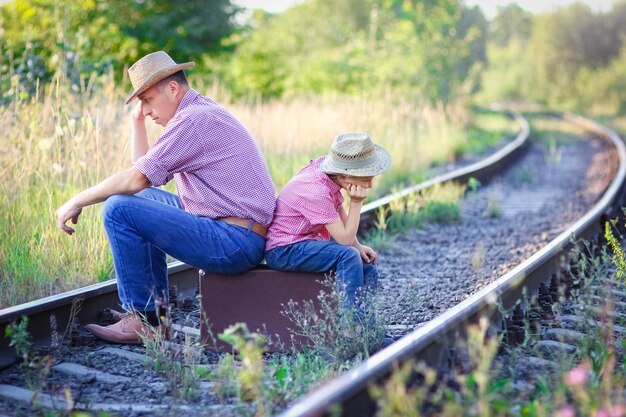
[103,188,264,314]
[360,262,379,322]
[266,240,364,309]
[362,262,379,294]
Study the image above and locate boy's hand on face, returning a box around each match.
[346,183,368,203]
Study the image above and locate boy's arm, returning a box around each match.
[335,195,378,263]
[325,201,362,245]
[337,205,362,246]
[324,184,367,245]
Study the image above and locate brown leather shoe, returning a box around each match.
[110,309,129,323]
[85,314,154,345]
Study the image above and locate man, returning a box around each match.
[57,51,276,344]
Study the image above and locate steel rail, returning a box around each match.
[0,110,529,369]
[0,262,198,369]
[359,111,529,229]
[277,112,626,417]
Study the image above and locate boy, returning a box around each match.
[265,132,391,315]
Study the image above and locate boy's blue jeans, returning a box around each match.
[265,240,378,312]
[102,187,266,313]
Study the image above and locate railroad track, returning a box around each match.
[277,113,626,416]
[2,110,621,416]
[0,110,528,370]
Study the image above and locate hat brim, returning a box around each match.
[125,62,195,105]
[320,145,392,177]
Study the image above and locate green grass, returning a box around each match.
[363,182,466,251]
[455,111,518,157]
[529,118,587,146]
[211,320,356,415]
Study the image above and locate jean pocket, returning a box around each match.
[265,247,299,271]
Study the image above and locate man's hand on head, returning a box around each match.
[131,100,146,123]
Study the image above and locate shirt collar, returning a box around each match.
[316,165,342,194]
[176,88,201,114]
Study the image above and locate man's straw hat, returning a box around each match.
[125,51,195,104]
[320,132,392,177]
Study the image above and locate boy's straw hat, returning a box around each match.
[125,51,195,104]
[320,132,392,177]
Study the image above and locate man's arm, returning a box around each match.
[131,101,149,163]
[57,167,150,235]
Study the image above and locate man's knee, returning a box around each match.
[102,194,131,223]
[134,187,163,200]
[134,188,152,199]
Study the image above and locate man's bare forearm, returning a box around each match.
[131,119,149,163]
[69,167,150,209]
[57,167,150,234]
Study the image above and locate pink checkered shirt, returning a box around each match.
[133,89,276,226]
[265,157,343,251]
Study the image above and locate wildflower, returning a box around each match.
[52,163,64,174]
[556,405,576,417]
[595,405,625,417]
[38,138,53,151]
[564,363,589,386]
[612,405,625,417]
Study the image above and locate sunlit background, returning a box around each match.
[234,0,615,17]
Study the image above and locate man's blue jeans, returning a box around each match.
[102,187,266,313]
[265,240,378,312]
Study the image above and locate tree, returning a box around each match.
[124,0,242,62]
[489,4,532,47]
[0,0,242,97]
[408,0,487,101]
[226,0,487,102]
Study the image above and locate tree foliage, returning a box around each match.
[480,0,626,115]
[223,0,488,102]
[0,0,241,99]
[123,0,241,62]
[0,0,489,104]
[531,2,626,110]
[7,0,626,113]
[489,4,532,47]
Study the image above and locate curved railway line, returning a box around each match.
[278,113,626,417]
[0,110,529,368]
[1,110,625,416]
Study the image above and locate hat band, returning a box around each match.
[330,154,377,171]
[332,146,375,160]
